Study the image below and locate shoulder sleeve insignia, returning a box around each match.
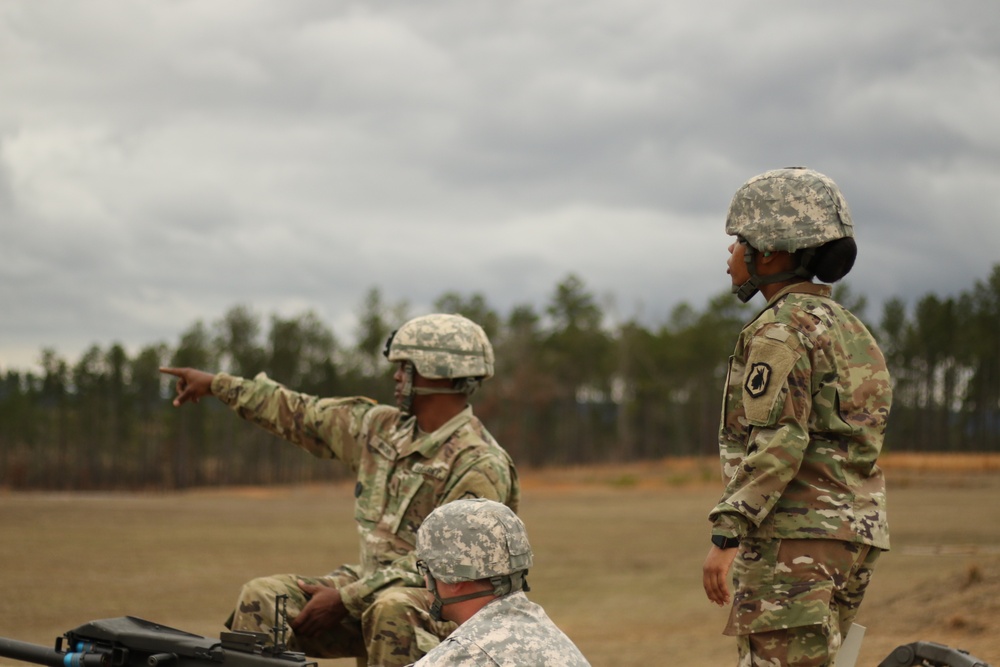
[742,332,801,426]
[745,362,772,398]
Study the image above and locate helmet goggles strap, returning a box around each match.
[411,377,483,398]
[411,386,465,396]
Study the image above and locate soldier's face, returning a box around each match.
[394,362,452,412]
[727,238,751,288]
[392,362,408,408]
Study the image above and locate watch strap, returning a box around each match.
[711,534,741,550]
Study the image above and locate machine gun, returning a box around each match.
[0,596,317,667]
[878,641,992,667]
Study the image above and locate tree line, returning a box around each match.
[3,265,1000,490]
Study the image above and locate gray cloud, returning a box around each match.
[2,0,999,371]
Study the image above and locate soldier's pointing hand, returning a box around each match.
[159,367,216,407]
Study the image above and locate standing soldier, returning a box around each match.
[161,313,518,667]
[408,498,591,667]
[702,167,892,667]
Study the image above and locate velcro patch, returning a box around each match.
[743,334,800,426]
[411,462,449,480]
[370,437,397,461]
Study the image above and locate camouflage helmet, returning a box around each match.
[416,498,533,583]
[385,314,494,381]
[726,167,854,253]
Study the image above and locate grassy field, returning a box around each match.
[2,455,999,667]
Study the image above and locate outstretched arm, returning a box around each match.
[159,366,217,407]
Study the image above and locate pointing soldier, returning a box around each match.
[703,168,892,666]
[408,498,591,667]
[161,313,518,667]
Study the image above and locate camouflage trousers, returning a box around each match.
[724,538,882,667]
[226,565,456,667]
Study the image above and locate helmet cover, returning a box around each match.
[416,498,532,583]
[725,167,854,253]
[385,314,494,380]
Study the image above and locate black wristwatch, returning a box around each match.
[711,534,741,550]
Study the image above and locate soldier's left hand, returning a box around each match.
[703,546,738,606]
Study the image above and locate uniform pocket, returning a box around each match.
[354,439,395,525]
[725,539,835,636]
[381,471,426,540]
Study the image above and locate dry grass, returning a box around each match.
[2,455,999,667]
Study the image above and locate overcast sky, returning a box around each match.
[2,1,999,373]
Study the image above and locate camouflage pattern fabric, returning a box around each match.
[386,314,495,380]
[710,282,891,547]
[709,282,891,664]
[229,569,454,666]
[407,591,592,667]
[737,625,836,667]
[727,538,881,666]
[726,167,854,253]
[212,372,519,666]
[416,498,532,582]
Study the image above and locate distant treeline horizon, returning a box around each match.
[3,265,1000,490]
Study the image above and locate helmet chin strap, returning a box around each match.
[733,244,813,303]
[426,571,530,622]
[398,362,415,416]
[400,367,466,418]
[398,364,483,417]
[732,275,762,303]
[428,586,496,622]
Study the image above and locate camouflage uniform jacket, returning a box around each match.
[211,372,520,617]
[709,283,891,548]
[410,592,591,667]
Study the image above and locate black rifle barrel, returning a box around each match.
[0,637,105,667]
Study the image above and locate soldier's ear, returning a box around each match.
[757,250,794,272]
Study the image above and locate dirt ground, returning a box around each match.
[1,453,998,667]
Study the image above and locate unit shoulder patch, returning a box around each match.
[742,335,800,425]
[745,362,772,398]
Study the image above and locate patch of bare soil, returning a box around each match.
[863,556,1000,665]
[519,456,719,492]
[518,452,1000,493]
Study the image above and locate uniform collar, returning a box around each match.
[397,405,474,457]
[755,281,831,316]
